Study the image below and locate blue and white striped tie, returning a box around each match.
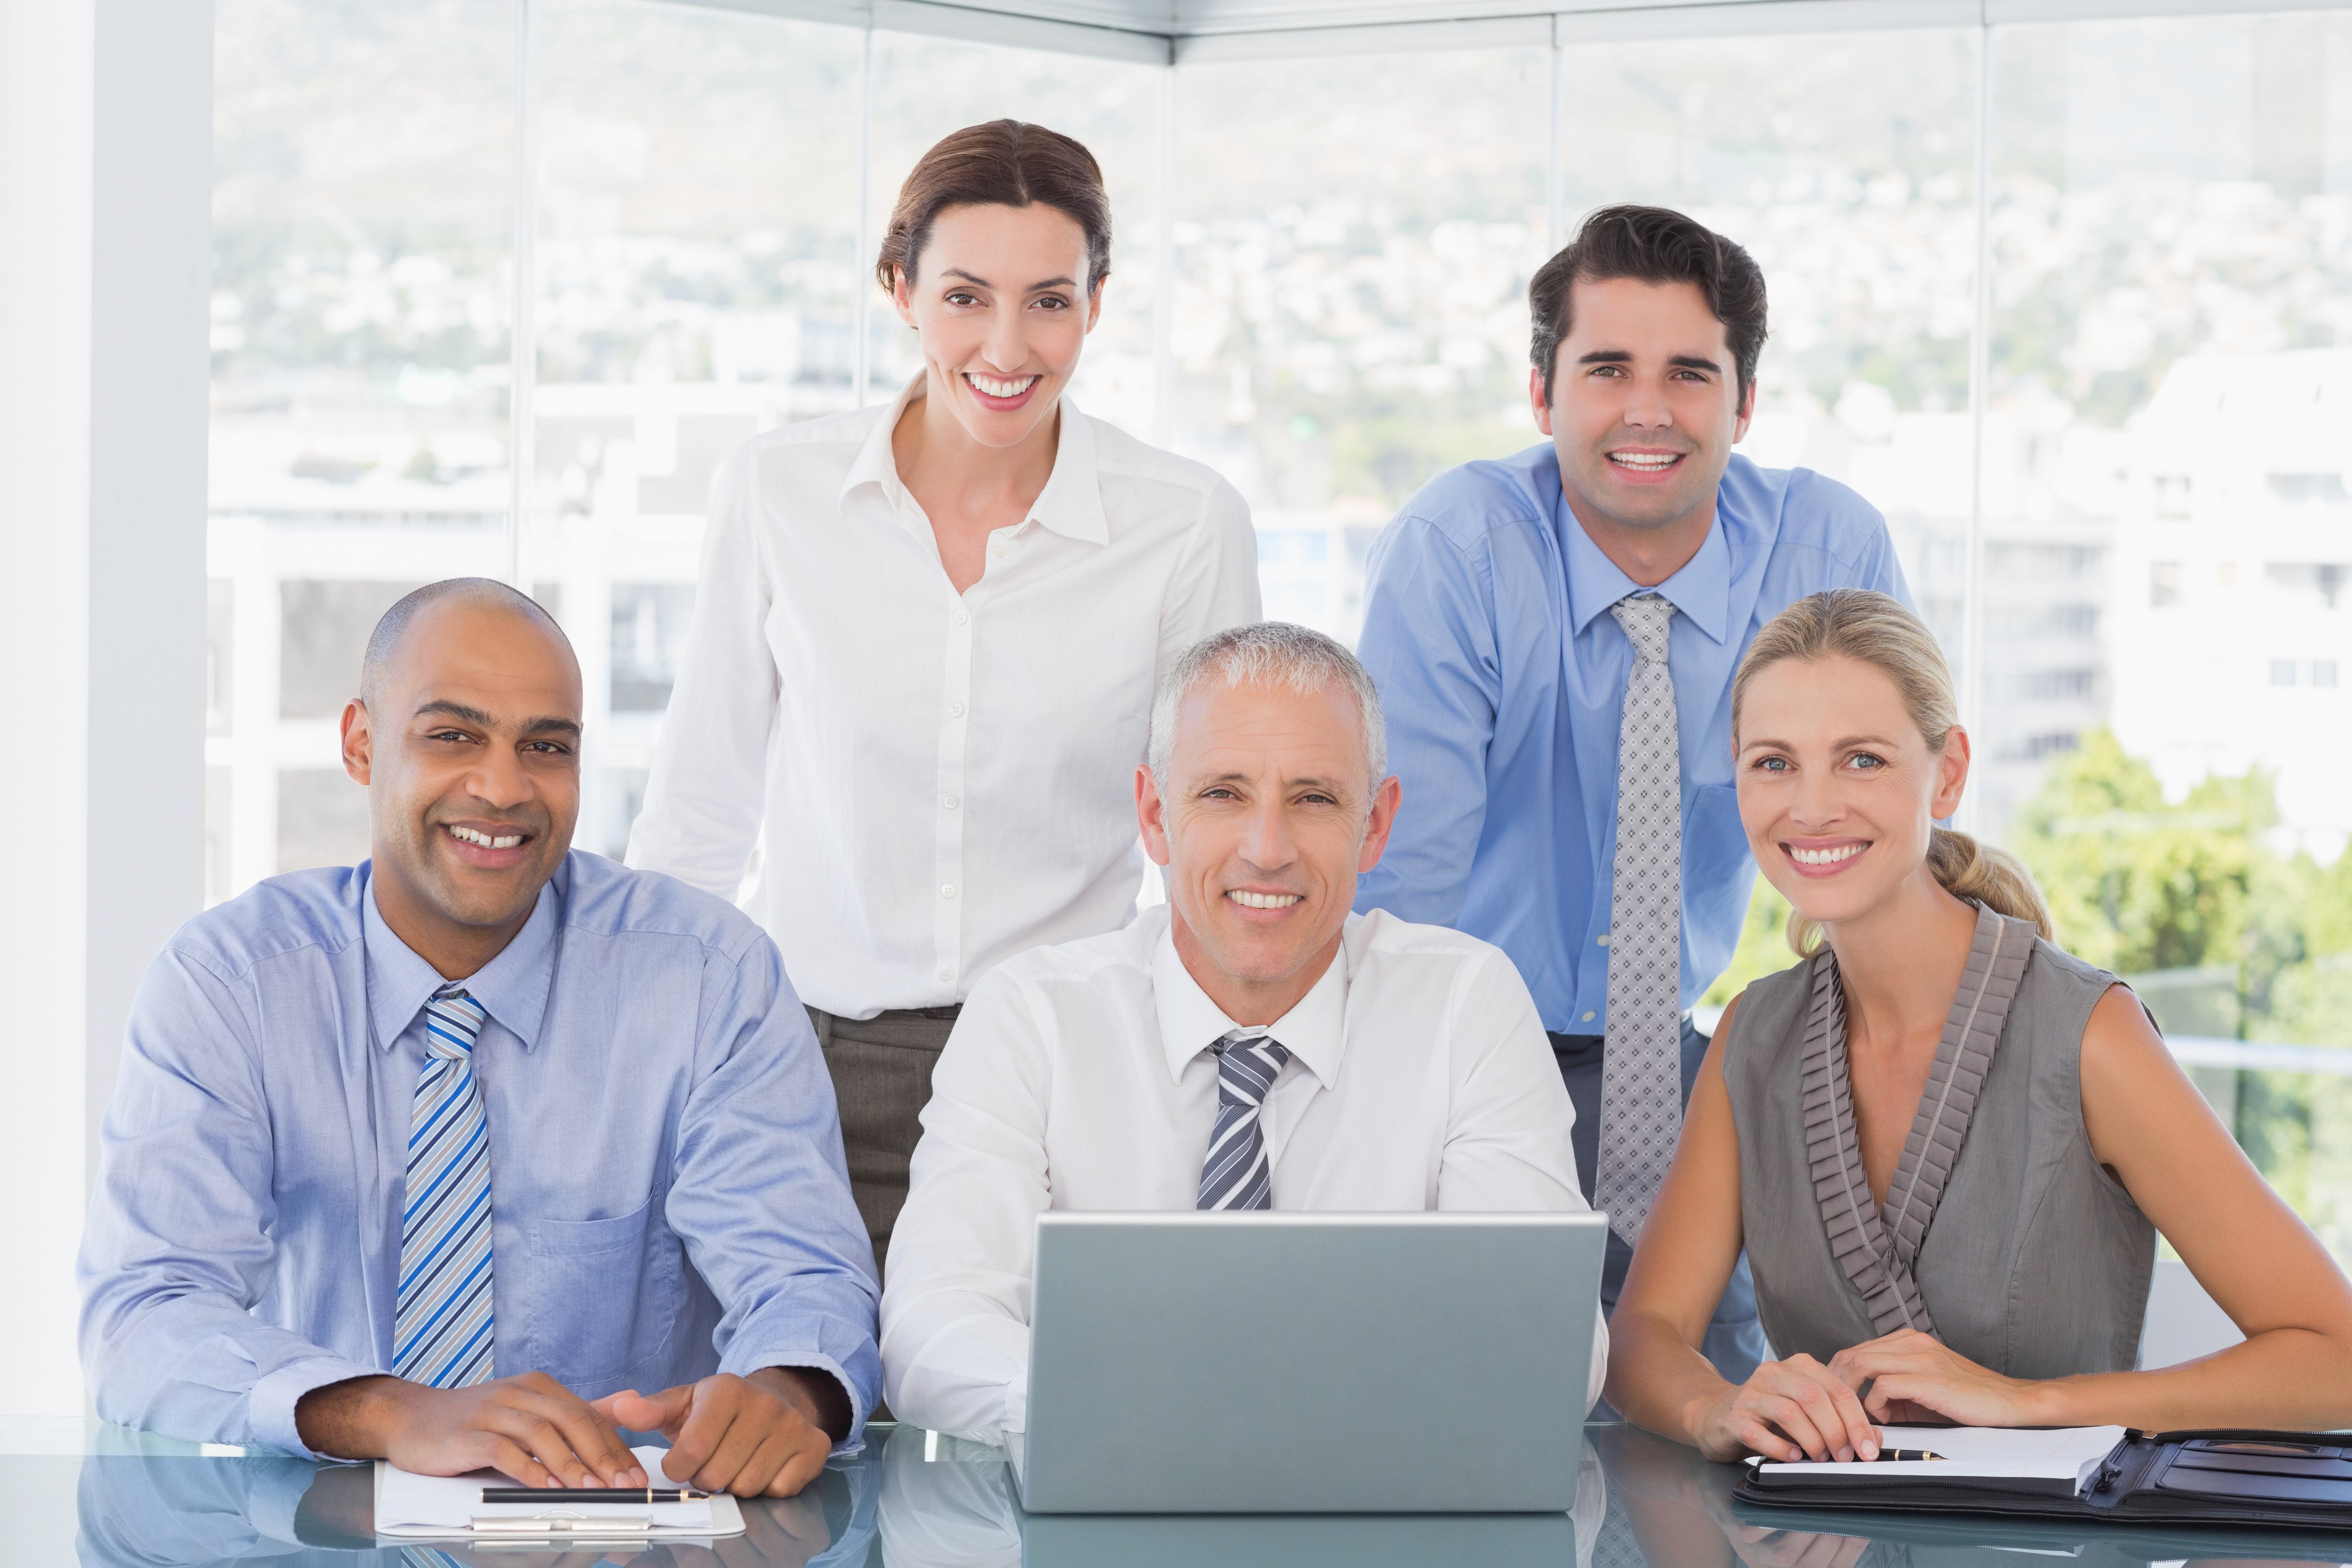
[393,987,496,1388]
[1197,1031,1291,1212]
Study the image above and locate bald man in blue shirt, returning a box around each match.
[1355,207,1911,1380]
[80,579,877,1495]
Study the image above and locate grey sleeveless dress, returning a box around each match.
[1723,910,2156,1378]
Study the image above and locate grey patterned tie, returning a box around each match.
[1197,1031,1292,1211]
[1595,592,1682,1249]
[1589,1476,1648,1568]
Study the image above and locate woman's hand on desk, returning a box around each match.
[1688,1352,1883,1465]
[595,1368,842,1497]
[1828,1329,2049,1428]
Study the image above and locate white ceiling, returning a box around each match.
[681,0,2350,63]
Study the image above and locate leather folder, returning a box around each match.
[1735,1429,2352,1530]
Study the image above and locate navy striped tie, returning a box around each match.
[393,986,496,1388]
[1197,1031,1291,1212]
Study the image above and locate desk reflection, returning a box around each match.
[73,1445,876,1568]
[1587,1421,2352,1568]
[67,1420,2352,1566]
[872,1420,1606,1568]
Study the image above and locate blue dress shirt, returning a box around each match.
[1353,445,1911,1034]
[78,849,880,1458]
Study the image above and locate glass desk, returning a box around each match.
[16,1418,2352,1566]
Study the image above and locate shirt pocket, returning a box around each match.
[520,1191,682,1391]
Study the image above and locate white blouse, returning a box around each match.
[626,380,1261,1018]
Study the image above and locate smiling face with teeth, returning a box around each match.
[1734,653,1971,940]
[341,591,584,980]
[890,200,1101,459]
[1136,677,1401,1028]
[1530,275,1755,586]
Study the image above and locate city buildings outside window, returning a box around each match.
[207,1,2352,1246]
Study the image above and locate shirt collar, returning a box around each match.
[1558,482,1734,646]
[837,374,1110,548]
[1151,915,1352,1090]
[839,374,924,508]
[1025,398,1108,546]
[362,858,564,1054]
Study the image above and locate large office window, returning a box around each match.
[1986,12,2352,1249]
[1170,49,1550,642]
[210,0,1168,884]
[1552,27,1991,797]
[206,0,2352,1245]
[209,0,517,898]
[530,1,865,860]
[865,32,1165,434]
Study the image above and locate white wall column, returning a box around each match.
[0,0,212,1418]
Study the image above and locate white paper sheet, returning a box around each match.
[1754,1424,2128,1489]
[374,1444,743,1539]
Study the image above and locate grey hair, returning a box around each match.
[1147,621,1388,794]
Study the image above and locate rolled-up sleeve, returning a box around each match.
[77,949,379,1457]
[876,969,1053,1443]
[1437,948,1610,1411]
[670,934,882,1446]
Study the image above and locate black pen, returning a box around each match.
[480,1486,715,1503]
[1869,1449,1948,1462]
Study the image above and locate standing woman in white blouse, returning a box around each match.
[628,120,1261,1263]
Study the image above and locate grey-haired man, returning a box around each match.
[876,622,1608,1443]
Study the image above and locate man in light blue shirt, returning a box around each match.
[1355,206,1910,1377]
[79,579,878,1497]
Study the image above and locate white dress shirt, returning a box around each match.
[878,904,1610,1442]
[626,380,1261,1018]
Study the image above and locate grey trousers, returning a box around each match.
[1551,1018,1771,1389]
[806,1004,960,1270]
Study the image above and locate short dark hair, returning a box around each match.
[1528,205,1768,407]
[359,577,567,707]
[875,120,1112,294]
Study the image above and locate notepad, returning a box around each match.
[1739,1424,2352,1528]
[373,1444,746,1540]
[1755,1425,2129,1492]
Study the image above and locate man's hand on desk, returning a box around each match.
[295,1370,648,1488]
[595,1367,849,1497]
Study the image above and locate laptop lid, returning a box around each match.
[1015,1210,1606,1514]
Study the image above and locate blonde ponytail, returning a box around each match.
[1738,589,2056,958]
[1927,827,2053,938]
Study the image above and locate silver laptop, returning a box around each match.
[1006,1210,1607,1513]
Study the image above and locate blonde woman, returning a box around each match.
[1605,588,2352,1462]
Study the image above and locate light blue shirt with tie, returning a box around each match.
[1353,444,1912,1034]
[78,850,880,1458]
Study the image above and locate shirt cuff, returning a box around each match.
[754,1355,866,1457]
[246,1356,385,1460]
[894,1314,1031,1441]
[1004,1368,1028,1438]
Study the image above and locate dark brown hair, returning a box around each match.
[875,120,1112,294]
[1528,204,1768,407]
